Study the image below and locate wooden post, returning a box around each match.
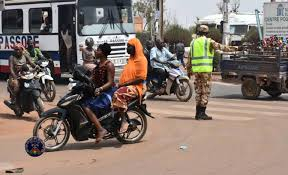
[159,0,164,40]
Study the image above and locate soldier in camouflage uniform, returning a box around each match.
[187,25,237,120]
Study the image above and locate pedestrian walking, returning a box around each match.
[176,40,185,68]
[144,40,154,85]
[187,25,237,120]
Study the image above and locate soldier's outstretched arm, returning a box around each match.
[210,39,237,52]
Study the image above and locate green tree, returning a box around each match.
[133,0,155,31]
[207,28,222,43]
[164,24,192,46]
[136,32,151,45]
[242,27,259,45]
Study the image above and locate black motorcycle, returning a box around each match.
[33,66,153,152]
[4,65,45,117]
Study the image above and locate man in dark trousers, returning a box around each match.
[176,40,185,68]
[144,40,154,85]
[187,25,237,120]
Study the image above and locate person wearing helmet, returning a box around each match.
[7,43,37,109]
[79,37,96,73]
[187,25,237,120]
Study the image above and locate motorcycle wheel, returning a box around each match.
[115,108,147,144]
[44,81,56,102]
[175,79,193,102]
[33,115,70,152]
[36,98,44,117]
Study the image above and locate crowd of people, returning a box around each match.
[6,24,238,143]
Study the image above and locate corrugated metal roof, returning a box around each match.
[199,12,263,26]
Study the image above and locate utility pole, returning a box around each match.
[255,9,263,41]
[159,0,164,40]
[150,12,153,41]
[0,0,5,11]
[222,0,230,45]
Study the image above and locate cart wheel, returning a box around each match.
[241,78,261,100]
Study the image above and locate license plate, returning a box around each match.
[111,58,127,66]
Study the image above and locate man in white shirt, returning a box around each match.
[150,39,174,92]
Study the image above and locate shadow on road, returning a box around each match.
[0,113,37,122]
[212,94,288,101]
[62,140,124,151]
[166,116,195,121]
[147,97,179,102]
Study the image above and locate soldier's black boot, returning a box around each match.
[198,107,212,120]
[195,106,201,120]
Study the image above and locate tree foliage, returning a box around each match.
[217,0,240,13]
[216,1,224,13]
[230,0,240,13]
[133,0,155,30]
[164,24,192,46]
[136,32,151,46]
[242,27,259,45]
[207,28,222,43]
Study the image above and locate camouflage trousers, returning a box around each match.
[194,73,212,107]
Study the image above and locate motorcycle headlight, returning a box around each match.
[41,61,49,67]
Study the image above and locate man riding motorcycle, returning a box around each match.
[150,39,174,93]
[8,43,38,110]
[25,40,46,63]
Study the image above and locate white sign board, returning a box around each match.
[264,2,288,39]
[0,0,5,11]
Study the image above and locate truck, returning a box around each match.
[220,1,288,99]
[221,51,288,99]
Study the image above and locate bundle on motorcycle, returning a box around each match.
[33,66,153,152]
[147,58,193,102]
[4,64,45,117]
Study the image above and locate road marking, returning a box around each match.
[167,104,285,117]
[0,162,14,172]
[212,81,239,86]
[150,108,255,121]
[172,101,288,112]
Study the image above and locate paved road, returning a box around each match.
[0,81,288,175]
